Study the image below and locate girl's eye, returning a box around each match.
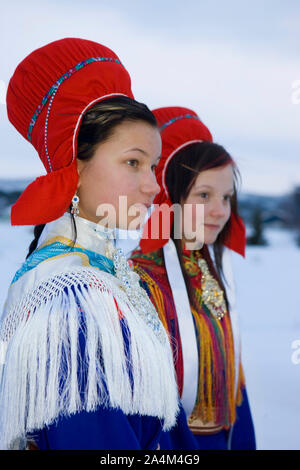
[223,194,232,202]
[198,192,209,199]
[151,164,157,173]
[127,159,139,168]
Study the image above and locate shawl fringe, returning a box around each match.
[0,267,179,449]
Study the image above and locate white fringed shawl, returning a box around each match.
[0,218,179,449]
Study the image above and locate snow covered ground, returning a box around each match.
[232,228,300,450]
[0,219,299,450]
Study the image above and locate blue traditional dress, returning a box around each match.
[0,214,179,450]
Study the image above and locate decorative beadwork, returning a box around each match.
[44,86,59,171]
[91,225,167,344]
[112,247,167,344]
[160,114,200,132]
[197,258,227,320]
[27,56,123,142]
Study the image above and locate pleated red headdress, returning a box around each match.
[139,106,246,257]
[7,37,134,225]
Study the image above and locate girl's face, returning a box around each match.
[76,120,161,229]
[181,164,234,246]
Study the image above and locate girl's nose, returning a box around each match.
[210,199,228,218]
[141,171,161,198]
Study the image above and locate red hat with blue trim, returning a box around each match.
[7,37,134,225]
[139,106,246,257]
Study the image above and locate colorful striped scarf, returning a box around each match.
[131,245,244,429]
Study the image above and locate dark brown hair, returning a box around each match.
[26,96,157,258]
[165,141,241,306]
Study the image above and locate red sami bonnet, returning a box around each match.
[7,37,134,226]
[139,106,246,257]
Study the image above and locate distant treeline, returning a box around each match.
[0,189,22,205]
[1,180,300,246]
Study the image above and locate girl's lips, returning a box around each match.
[134,202,152,209]
[129,202,152,213]
[204,224,221,229]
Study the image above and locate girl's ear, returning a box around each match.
[76,159,86,189]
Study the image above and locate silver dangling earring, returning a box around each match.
[71,194,80,217]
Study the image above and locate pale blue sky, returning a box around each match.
[0,0,299,195]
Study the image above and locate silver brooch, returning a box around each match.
[197,258,227,320]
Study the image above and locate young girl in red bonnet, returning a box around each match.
[0,38,179,450]
[131,106,256,450]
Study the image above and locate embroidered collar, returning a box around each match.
[37,212,117,258]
